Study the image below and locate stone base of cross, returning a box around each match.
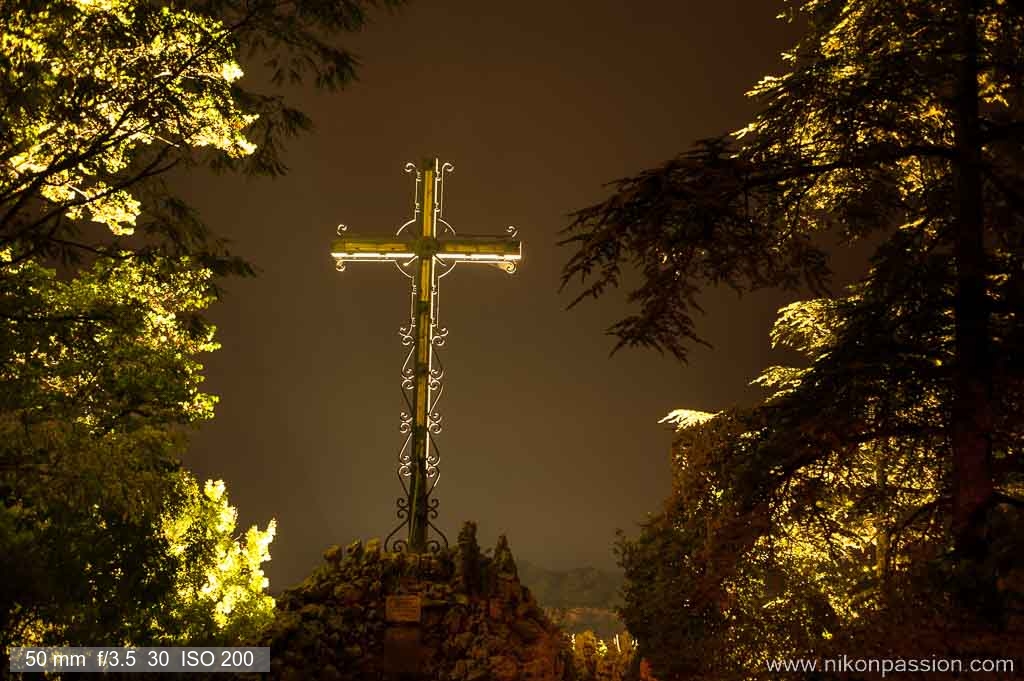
[330,158,521,553]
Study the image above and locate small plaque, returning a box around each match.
[385,595,422,623]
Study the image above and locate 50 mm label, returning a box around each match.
[9,647,270,673]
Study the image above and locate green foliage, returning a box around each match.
[570,630,639,681]
[564,2,1024,676]
[0,492,181,650]
[0,0,398,655]
[0,251,276,650]
[561,0,1022,362]
[0,230,275,658]
[2,0,257,265]
[162,473,276,645]
[0,0,401,268]
[560,136,831,362]
[0,252,250,647]
[0,252,217,518]
[616,284,1024,679]
[185,0,405,178]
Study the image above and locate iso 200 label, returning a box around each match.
[9,647,270,673]
[181,648,262,670]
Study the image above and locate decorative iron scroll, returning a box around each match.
[331,158,520,553]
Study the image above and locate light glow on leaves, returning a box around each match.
[162,473,276,641]
[2,0,259,234]
[0,255,220,519]
[659,408,718,431]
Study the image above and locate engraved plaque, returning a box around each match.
[385,594,422,623]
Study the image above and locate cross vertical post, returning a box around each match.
[330,158,522,553]
[408,160,436,552]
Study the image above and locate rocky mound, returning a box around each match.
[235,522,575,681]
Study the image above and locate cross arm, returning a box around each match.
[331,234,417,267]
[331,232,522,272]
[435,235,522,269]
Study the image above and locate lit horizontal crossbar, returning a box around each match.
[435,236,521,259]
[435,252,520,261]
[331,234,521,263]
[331,251,416,259]
[331,236,414,257]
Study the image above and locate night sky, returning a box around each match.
[174,1,807,592]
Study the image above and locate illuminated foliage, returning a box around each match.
[0,0,402,267]
[0,0,400,654]
[564,3,1024,675]
[570,630,640,681]
[162,473,277,644]
[0,254,278,648]
[562,0,1022,364]
[0,252,218,519]
[0,253,218,646]
[1,0,254,267]
[617,275,1024,679]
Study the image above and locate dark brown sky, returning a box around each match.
[176,0,808,590]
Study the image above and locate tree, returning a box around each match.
[2,471,276,654]
[0,252,218,647]
[1,0,402,270]
[0,0,400,654]
[615,274,1024,679]
[561,0,1023,568]
[0,255,277,650]
[161,473,277,645]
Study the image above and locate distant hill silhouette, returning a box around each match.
[516,560,624,609]
[517,561,625,638]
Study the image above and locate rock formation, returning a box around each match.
[233,523,575,681]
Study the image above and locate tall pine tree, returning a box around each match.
[562,1,1024,676]
[562,0,1023,563]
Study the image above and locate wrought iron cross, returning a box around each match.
[330,158,521,553]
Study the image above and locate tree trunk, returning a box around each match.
[950,0,994,557]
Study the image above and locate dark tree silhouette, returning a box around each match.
[561,0,1024,559]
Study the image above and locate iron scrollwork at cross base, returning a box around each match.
[331,158,521,554]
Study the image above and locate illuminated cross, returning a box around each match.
[330,158,521,554]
